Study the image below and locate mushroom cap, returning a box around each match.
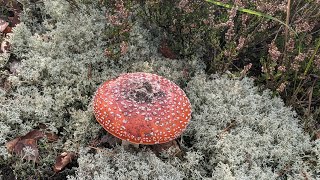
[93,72,192,145]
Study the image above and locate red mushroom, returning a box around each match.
[93,72,192,145]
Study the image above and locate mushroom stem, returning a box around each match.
[121,140,139,148]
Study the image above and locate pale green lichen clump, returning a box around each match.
[0,0,318,179]
[67,147,184,180]
[184,74,319,179]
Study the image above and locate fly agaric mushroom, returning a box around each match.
[93,72,192,145]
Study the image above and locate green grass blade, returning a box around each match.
[304,38,320,76]
[205,0,297,36]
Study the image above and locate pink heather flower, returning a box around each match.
[290,63,300,71]
[236,36,245,51]
[223,50,232,57]
[177,0,193,13]
[269,66,275,72]
[241,14,249,28]
[106,0,130,26]
[314,55,320,70]
[229,8,237,19]
[277,65,286,72]
[258,22,269,32]
[177,0,188,9]
[261,66,267,73]
[276,82,287,93]
[294,20,315,33]
[286,38,295,52]
[234,0,244,7]
[108,15,122,26]
[261,66,275,74]
[268,41,281,61]
[240,63,252,76]
[255,1,286,15]
[190,23,197,28]
[203,19,210,25]
[223,7,237,41]
[225,26,235,41]
[294,53,306,62]
[305,35,313,45]
[120,27,130,34]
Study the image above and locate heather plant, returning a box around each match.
[137,0,211,58]
[206,1,320,132]
[141,0,320,125]
[138,0,320,128]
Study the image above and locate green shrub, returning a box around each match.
[138,0,320,126]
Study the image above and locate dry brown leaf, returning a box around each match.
[2,26,12,33]
[0,19,9,32]
[53,152,76,172]
[45,132,59,142]
[316,131,320,140]
[13,139,39,163]
[5,129,57,163]
[21,130,45,140]
[6,137,20,153]
[159,39,177,59]
[2,0,22,28]
[37,123,59,142]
